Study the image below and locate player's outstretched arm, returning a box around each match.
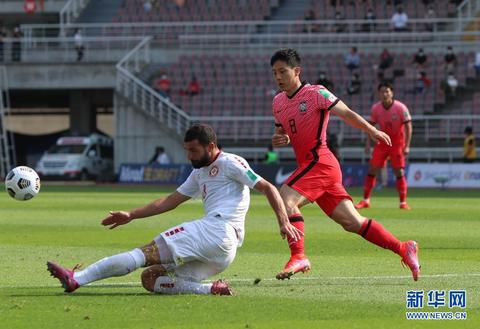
[253,179,303,242]
[331,101,392,147]
[101,191,190,229]
[272,126,290,147]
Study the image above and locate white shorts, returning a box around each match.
[153,216,238,282]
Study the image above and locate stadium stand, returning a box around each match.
[149,51,477,118]
[115,0,274,23]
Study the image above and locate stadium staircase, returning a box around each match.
[0,67,16,178]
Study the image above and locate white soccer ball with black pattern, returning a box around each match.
[4,166,41,201]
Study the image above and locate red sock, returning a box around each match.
[287,215,304,256]
[363,174,376,200]
[396,175,408,203]
[358,219,401,254]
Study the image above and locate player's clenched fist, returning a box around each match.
[272,133,290,147]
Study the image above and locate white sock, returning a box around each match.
[74,248,145,286]
[153,276,212,295]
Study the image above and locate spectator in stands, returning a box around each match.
[181,76,201,96]
[316,71,335,92]
[174,0,186,7]
[391,5,408,32]
[0,25,5,62]
[347,73,362,95]
[333,11,347,33]
[149,146,171,165]
[74,29,84,62]
[379,48,394,71]
[363,7,376,32]
[143,1,152,13]
[414,71,431,94]
[444,46,457,74]
[424,6,436,32]
[303,9,317,33]
[264,144,279,164]
[153,74,171,99]
[11,26,22,62]
[475,51,480,76]
[422,0,434,6]
[345,47,360,71]
[444,72,458,97]
[413,48,427,69]
[463,126,476,163]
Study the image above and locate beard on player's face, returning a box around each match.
[190,148,212,168]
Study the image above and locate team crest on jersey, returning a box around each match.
[299,101,307,114]
[209,165,219,177]
[391,113,398,121]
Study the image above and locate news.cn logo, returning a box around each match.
[405,290,467,320]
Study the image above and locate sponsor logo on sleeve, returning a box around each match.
[318,88,337,103]
[246,170,258,182]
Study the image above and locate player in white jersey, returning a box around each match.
[47,123,302,295]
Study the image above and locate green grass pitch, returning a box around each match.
[1,185,479,328]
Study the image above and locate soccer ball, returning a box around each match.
[4,166,41,201]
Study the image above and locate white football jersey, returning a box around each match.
[177,152,262,246]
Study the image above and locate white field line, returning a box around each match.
[2,273,480,289]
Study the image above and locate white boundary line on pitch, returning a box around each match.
[2,273,480,289]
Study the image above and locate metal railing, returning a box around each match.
[458,0,480,19]
[0,36,145,63]
[60,0,91,27]
[189,115,480,144]
[21,17,480,43]
[116,37,191,136]
[177,31,480,51]
[225,146,469,164]
[0,66,15,178]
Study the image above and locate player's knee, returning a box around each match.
[394,169,404,177]
[141,265,167,292]
[281,196,299,212]
[368,166,378,176]
[337,215,363,232]
[342,220,362,233]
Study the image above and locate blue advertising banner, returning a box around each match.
[118,164,192,184]
[253,163,407,187]
[119,163,409,187]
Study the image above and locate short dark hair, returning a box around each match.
[465,126,473,134]
[270,48,301,67]
[184,123,217,146]
[377,81,394,91]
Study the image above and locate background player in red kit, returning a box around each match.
[270,48,420,281]
[356,82,412,210]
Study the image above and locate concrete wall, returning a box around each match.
[114,94,186,170]
[0,0,66,13]
[6,63,116,89]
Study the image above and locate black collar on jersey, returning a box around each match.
[287,81,307,99]
[207,150,222,167]
[382,99,395,110]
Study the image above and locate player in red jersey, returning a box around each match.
[270,48,420,281]
[355,82,412,210]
